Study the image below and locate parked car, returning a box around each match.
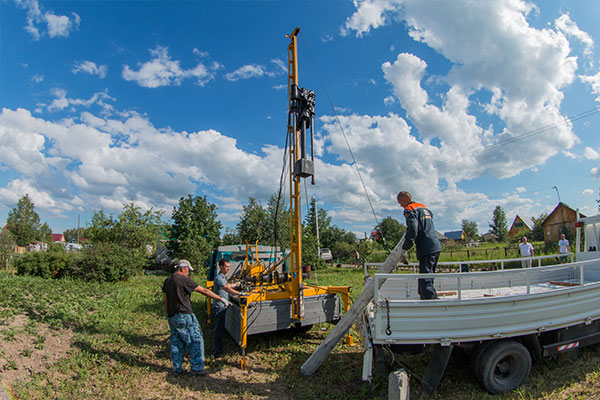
[319,248,333,260]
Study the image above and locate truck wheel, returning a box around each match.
[471,340,496,375]
[477,341,531,394]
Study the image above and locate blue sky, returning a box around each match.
[2,0,600,238]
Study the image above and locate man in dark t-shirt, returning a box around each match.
[162,259,230,375]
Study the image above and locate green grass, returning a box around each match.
[1,269,600,399]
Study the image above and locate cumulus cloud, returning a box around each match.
[592,167,600,179]
[72,61,108,79]
[582,189,594,195]
[318,0,587,231]
[16,0,80,40]
[122,46,219,88]
[0,105,287,218]
[341,0,402,37]
[584,146,600,160]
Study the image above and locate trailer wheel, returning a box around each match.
[476,341,531,394]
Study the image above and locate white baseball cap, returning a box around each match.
[176,259,193,271]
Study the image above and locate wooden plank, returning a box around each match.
[550,281,580,287]
[300,236,405,376]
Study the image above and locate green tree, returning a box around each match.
[237,197,269,244]
[168,195,222,268]
[64,227,87,243]
[372,216,406,248]
[530,213,547,242]
[266,194,290,248]
[221,227,240,246]
[461,219,479,241]
[0,230,16,270]
[6,194,44,246]
[489,206,508,242]
[113,202,164,251]
[40,222,53,243]
[86,210,115,244]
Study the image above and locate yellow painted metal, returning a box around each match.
[287,27,304,321]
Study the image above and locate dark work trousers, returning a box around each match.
[212,307,227,356]
[418,252,440,300]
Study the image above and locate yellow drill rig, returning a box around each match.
[206,27,354,369]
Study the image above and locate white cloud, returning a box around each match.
[584,146,600,160]
[383,95,395,106]
[122,46,218,88]
[580,71,600,102]
[555,14,594,62]
[31,74,44,83]
[582,189,594,195]
[592,167,600,179]
[562,150,577,159]
[39,88,114,113]
[516,187,526,193]
[341,0,403,37]
[72,61,108,79]
[45,12,80,38]
[0,105,290,219]
[15,0,80,40]
[225,64,267,81]
[224,60,286,81]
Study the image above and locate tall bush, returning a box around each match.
[73,243,146,282]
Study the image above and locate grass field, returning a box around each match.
[1,267,600,399]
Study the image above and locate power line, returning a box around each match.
[299,31,383,233]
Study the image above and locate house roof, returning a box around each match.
[510,215,533,231]
[52,233,65,242]
[541,202,586,225]
[444,230,464,240]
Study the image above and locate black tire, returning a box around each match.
[476,340,532,394]
[471,340,496,375]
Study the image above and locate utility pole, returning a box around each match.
[77,214,80,243]
[553,186,567,238]
[313,197,320,259]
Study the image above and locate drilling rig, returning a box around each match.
[206,27,353,368]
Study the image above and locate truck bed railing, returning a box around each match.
[373,258,600,302]
[365,252,575,275]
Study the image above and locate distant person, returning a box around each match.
[212,259,242,358]
[397,191,442,300]
[354,249,360,268]
[518,236,534,268]
[558,233,570,263]
[162,259,231,375]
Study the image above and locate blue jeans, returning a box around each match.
[168,313,205,372]
[212,307,227,356]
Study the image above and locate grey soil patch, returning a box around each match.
[0,313,75,386]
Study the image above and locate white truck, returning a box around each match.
[358,214,600,394]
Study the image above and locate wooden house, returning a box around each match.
[541,202,583,242]
[508,215,533,238]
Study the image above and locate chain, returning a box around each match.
[385,298,392,336]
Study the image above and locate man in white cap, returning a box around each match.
[162,259,231,375]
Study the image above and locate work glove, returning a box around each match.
[220,298,232,308]
[400,250,409,265]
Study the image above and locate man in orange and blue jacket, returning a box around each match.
[397,191,442,300]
